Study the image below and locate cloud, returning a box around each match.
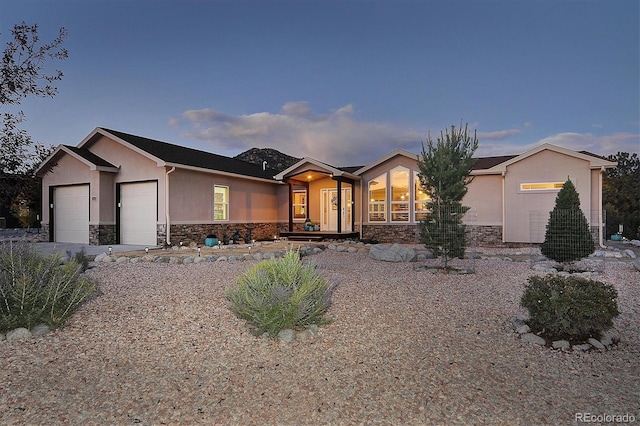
[172,104,640,164]
[173,102,423,165]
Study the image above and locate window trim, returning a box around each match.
[368,173,387,222]
[213,184,229,221]
[390,166,410,223]
[414,171,430,222]
[292,189,307,221]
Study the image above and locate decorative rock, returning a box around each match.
[183,257,194,264]
[599,335,613,347]
[552,340,571,350]
[31,324,51,336]
[169,257,181,264]
[572,343,592,351]
[520,333,546,346]
[347,247,357,253]
[94,253,107,262]
[295,329,313,341]
[624,249,636,259]
[633,258,640,272]
[327,244,337,251]
[130,257,142,263]
[102,255,115,263]
[336,245,347,252]
[587,338,605,350]
[308,324,319,335]
[369,243,417,263]
[116,256,130,263]
[516,325,531,334]
[142,255,156,262]
[253,253,263,261]
[0,333,5,342]
[216,256,228,262]
[6,327,32,342]
[155,257,170,263]
[277,329,295,343]
[511,317,526,329]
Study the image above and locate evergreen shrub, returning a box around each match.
[0,242,97,332]
[226,249,334,337]
[521,275,619,341]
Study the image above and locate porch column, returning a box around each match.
[287,180,293,232]
[336,179,342,233]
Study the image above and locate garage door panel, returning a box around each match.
[120,182,157,245]
[54,185,89,243]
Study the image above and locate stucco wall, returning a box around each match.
[168,168,280,224]
[463,174,502,225]
[503,151,591,242]
[40,154,93,225]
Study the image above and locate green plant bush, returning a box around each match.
[520,275,620,341]
[0,242,97,332]
[226,249,334,337]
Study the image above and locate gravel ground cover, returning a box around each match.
[1,251,638,425]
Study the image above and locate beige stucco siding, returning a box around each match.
[168,169,280,223]
[503,150,592,242]
[40,155,93,225]
[464,174,502,225]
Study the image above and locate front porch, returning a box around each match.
[278,230,360,241]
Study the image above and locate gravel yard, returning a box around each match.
[1,250,638,425]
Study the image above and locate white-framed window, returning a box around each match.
[390,166,410,222]
[293,189,307,220]
[368,173,387,222]
[414,171,430,221]
[520,182,564,191]
[214,185,229,221]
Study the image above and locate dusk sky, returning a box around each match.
[2,0,639,166]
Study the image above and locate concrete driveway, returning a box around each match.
[0,228,156,258]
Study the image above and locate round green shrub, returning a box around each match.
[520,274,620,341]
[226,249,334,337]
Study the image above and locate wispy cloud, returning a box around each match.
[173,102,422,165]
[172,103,639,164]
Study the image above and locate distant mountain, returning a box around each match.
[234,148,301,173]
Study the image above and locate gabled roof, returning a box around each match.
[35,145,120,176]
[477,143,617,174]
[353,149,418,175]
[79,127,281,181]
[471,155,517,171]
[274,157,360,182]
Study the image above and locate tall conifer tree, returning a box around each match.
[417,122,478,268]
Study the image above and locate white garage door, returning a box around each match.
[120,181,157,245]
[54,185,89,243]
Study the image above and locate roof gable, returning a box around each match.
[79,127,280,181]
[274,157,360,181]
[35,145,119,176]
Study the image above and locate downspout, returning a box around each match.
[598,166,606,248]
[165,166,176,246]
[501,171,506,243]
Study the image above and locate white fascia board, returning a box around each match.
[165,163,284,184]
[353,149,418,175]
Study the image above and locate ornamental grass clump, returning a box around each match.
[520,275,619,342]
[0,242,97,332]
[226,249,334,337]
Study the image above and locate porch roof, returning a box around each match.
[274,157,360,183]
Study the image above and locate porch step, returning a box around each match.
[285,235,324,242]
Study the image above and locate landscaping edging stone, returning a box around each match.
[512,314,619,352]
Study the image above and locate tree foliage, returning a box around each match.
[417,122,478,268]
[540,179,595,263]
[0,22,67,219]
[603,152,639,239]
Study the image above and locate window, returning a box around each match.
[390,167,409,222]
[293,190,306,220]
[214,185,229,221]
[520,182,564,191]
[368,173,387,222]
[414,172,430,221]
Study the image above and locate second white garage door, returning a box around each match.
[120,181,157,245]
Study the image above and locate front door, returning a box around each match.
[321,188,352,232]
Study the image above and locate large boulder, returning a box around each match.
[633,258,640,272]
[369,243,417,263]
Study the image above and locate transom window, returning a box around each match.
[520,182,564,191]
[368,173,387,222]
[214,185,229,221]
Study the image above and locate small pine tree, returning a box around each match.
[417,122,478,268]
[540,179,595,263]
